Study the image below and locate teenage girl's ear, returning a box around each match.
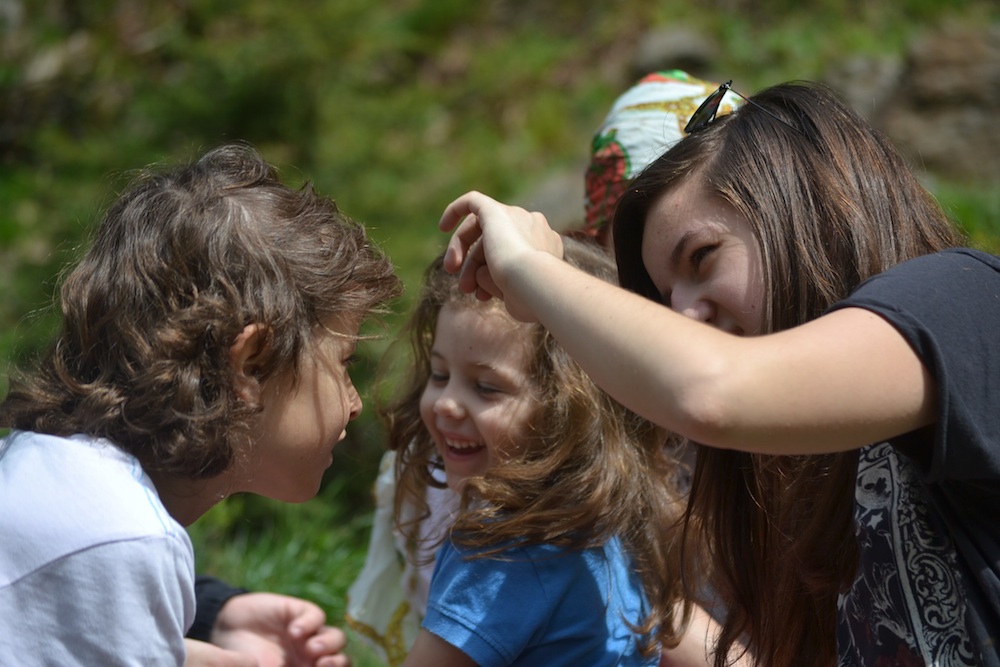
[229,323,266,403]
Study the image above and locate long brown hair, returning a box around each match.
[380,236,697,655]
[613,81,964,666]
[1,144,401,480]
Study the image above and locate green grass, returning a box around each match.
[935,182,1000,254]
[3,1,998,664]
[187,484,387,665]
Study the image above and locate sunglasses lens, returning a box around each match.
[684,82,732,134]
[682,81,801,137]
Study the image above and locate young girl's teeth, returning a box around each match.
[447,438,480,450]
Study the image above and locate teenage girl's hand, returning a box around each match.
[439,191,563,322]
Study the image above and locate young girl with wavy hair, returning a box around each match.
[346,69,731,667]
[380,236,710,667]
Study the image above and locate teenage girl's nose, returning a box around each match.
[671,286,715,325]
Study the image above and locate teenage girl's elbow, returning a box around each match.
[671,389,735,449]
[663,361,744,449]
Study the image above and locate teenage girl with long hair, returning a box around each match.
[439,81,996,666]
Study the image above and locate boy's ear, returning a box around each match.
[229,323,265,402]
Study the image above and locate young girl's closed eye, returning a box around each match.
[428,362,522,398]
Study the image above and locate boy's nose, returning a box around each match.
[348,386,363,421]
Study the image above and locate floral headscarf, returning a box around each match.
[581,70,740,246]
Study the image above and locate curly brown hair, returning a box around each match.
[0,144,402,480]
[380,236,697,656]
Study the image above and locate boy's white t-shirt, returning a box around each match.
[0,430,194,666]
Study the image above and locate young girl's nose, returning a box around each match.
[434,393,465,420]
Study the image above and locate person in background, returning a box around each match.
[577,70,737,250]
[0,144,401,666]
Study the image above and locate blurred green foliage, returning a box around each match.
[2,1,998,664]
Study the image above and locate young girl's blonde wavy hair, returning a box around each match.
[380,236,698,656]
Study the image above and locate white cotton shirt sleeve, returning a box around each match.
[0,431,195,666]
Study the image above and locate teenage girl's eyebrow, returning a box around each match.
[669,230,697,272]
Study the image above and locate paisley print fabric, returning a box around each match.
[838,442,977,666]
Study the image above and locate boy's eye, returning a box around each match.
[429,371,448,383]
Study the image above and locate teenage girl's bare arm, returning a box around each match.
[400,630,477,667]
[660,605,753,667]
[440,191,937,456]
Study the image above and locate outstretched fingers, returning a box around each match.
[439,190,562,305]
[440,191,491,293]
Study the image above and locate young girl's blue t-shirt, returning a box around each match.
[423,535,657,667]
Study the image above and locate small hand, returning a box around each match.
[184,639,257,667]
[210,593,351,667]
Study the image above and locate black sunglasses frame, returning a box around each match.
[684,80,803,135]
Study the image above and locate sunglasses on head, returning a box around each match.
[684,80,803,135]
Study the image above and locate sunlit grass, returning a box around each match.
[935,180,1000,253]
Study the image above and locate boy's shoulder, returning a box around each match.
[0,430,190,587]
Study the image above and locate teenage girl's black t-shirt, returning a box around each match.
[829,248,1000,666]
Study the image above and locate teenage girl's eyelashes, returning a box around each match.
[429,370,448,384]
[657,244,718,308]
[652,243,719,307]
[690,244,718,270]
[343,354,358,368]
